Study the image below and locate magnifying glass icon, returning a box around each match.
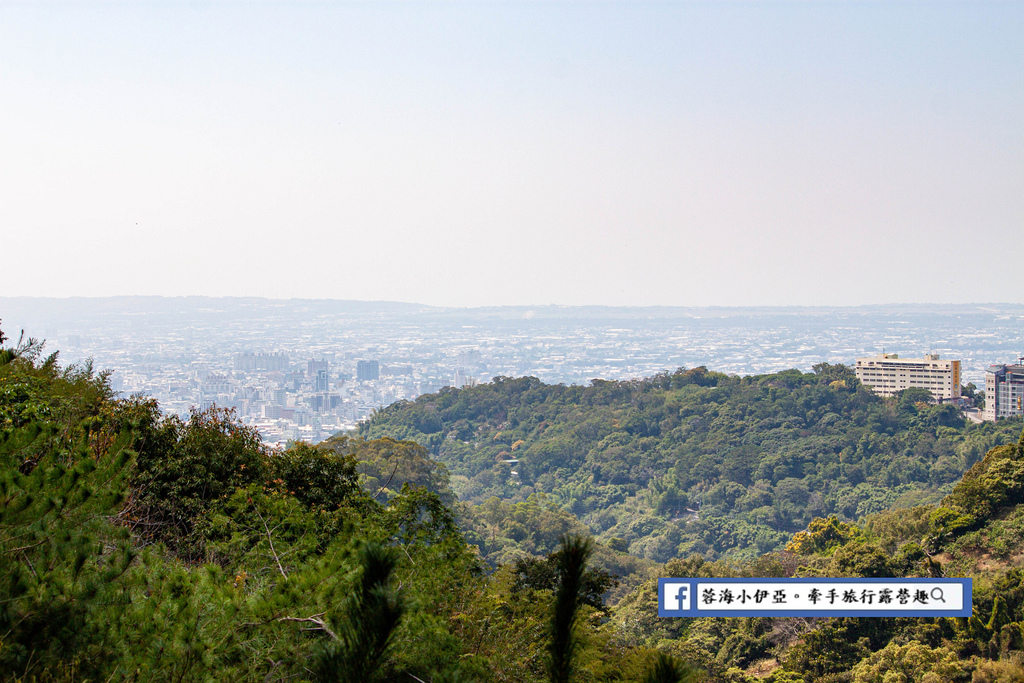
[931,587,946,603]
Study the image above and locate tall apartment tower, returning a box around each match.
[356,360,380,382]
[984,359,1024,421]
[854,353,961,401]
[314,370,329,392]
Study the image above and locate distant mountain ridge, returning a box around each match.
[4,295,1024,324]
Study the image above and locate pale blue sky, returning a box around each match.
[2,1,1021,306]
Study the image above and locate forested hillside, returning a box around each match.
[12,318,1024,683]
[358,366,1023,561]
[610,427,1024,682]
[0,326,694,682]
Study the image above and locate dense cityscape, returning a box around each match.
[2,298,1022,447]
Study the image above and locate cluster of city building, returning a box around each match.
[169,353,448,447]
[98,346,490,447]
[6,299,1022,446]
[853,352,1024,422]
[105,347,1024,447]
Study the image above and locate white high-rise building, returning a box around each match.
[984,359,1024,421]
[854,353,961,401]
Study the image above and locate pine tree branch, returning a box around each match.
[6,539,47,554]
[278,614,339,641]
[255,508,288,580]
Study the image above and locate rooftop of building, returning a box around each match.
[857,352,955,364]
[987,361,1024,374]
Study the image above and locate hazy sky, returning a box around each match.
[2,1,1021,307]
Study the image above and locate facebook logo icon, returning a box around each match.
[662,582,691,612]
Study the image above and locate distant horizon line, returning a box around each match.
[3,295,1023,312]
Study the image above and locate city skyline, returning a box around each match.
[3,296,1022,446]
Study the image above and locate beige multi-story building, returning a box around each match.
[854,353,961,401]
[983,360,1024,421]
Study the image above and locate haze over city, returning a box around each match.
[3,296,1022,445]
[2,1,1022,307]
